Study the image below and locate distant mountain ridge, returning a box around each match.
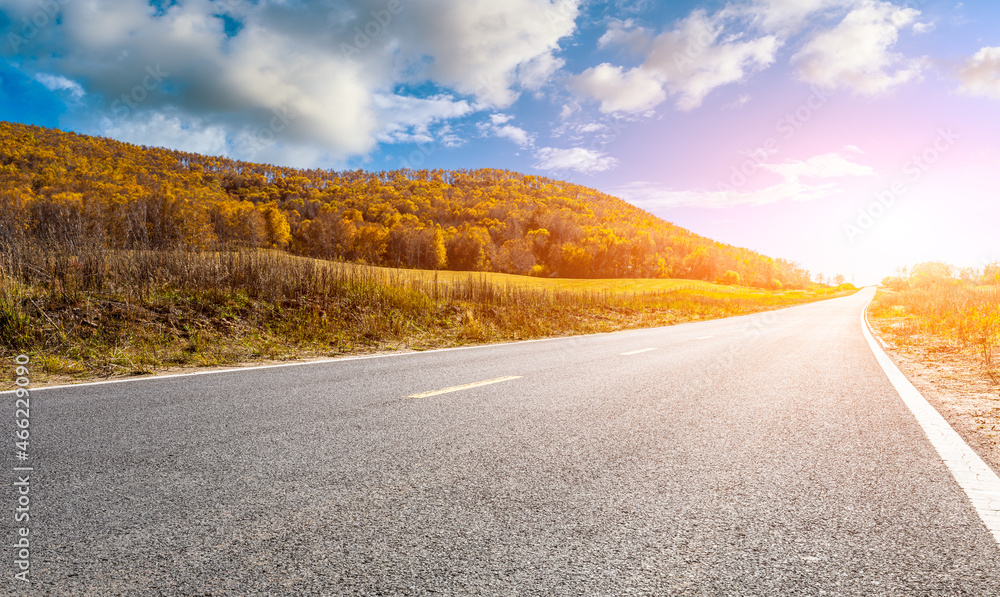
[0,121,812,288]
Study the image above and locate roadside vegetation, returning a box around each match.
[0,244,855,387]
[869,262,1000,385]
[1,121,814,287]
[0,120,859,387]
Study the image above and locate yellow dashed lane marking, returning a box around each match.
[407,376,522,399]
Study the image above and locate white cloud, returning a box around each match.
[612,149,872,208]
[517,52,566,92]
[375,94,474,144]
[759,151,875,179]
[571,63,665,113]
[494,124,534,148]
[438,125,466,149]
[735,0,850,34]
[598,19,654,54]
[575,1,930,115]
[558,103,579,120]
[479,115,534,148]
[723,93,752,109]
[34,73,85,99]
[572,9,779,113]
[533,147,618,173]
[100,112,231,158]
[612,179,840,209]
[957,46,1000,99]
[577,123,608,134]
[404,0,580,107]
[791,0,924,95]
[4,0,581,164]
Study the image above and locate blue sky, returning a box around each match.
[2,0,999,283]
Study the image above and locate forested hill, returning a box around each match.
[0,121,812,288]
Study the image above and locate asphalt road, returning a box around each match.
[4,287,1000,595]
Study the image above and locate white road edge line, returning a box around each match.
[862,299,1000,545]
[406,376,521,399]
[620,348,657,356]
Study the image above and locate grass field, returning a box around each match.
[357,263,745,293]
[1,246,855,387]
[868,265,999,385]
[869,290,999,385]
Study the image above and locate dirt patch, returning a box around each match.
[868,315,1000,475]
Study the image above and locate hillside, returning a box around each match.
[0,121,811,288]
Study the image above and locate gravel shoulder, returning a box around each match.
[868,313,1000,475]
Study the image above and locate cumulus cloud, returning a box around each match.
[575,0,930,114]
[571,63,665,113]
[791,0,924,95]
[572,9,779,112]
[533,147,618,173]
[402,0,579,107]
[957,46,1000,99]
[1,0,580,164]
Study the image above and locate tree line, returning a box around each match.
[0,121,814,288]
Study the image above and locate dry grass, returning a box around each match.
[868,277,1000,470]
[1,244,854,388]
[869,281,1000,385]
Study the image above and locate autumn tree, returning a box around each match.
[0,121,818,288]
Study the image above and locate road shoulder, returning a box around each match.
[868,314,1000,476]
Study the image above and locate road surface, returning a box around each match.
[4,287,1000,594]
